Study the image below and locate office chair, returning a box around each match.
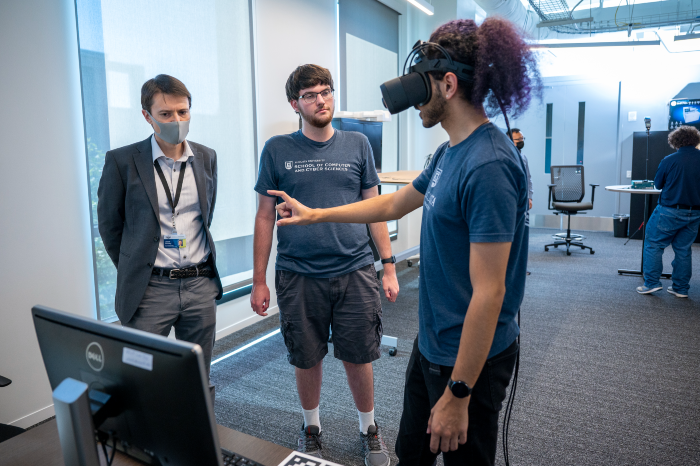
[544,165,598,256]
[0,374,26,443]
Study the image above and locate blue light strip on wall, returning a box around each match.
[545,103,553,174]
[577,102,585,165]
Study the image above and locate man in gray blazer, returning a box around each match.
[98,74,222,397]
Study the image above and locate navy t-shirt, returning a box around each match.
[412,123,529,364]
[254,129,380,277]
[654,146,700,207]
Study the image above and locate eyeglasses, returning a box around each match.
[299,88,334,104]
[513,136,525,142]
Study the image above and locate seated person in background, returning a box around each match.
[637,125,700,297]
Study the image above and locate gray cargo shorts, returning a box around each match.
[275,264,383,369]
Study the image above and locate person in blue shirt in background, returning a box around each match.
[637,125,700,298]
[508,128,533,275]
[267,17,541,466]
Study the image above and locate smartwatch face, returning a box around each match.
[451,381,470,398]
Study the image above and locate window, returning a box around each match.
[338,0,400,236]
[76,0,257,321]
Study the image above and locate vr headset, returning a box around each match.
[380,40,475,115]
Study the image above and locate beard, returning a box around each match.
[299,101,334,129]
[418,86,447,128]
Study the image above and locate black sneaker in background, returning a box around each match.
[298,423,323,458]
[360,423,390,466]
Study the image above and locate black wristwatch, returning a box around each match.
[381,255,397,265]
[447,378,472,399]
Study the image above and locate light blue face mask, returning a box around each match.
[147,111,190,145]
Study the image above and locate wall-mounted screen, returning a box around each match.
[668,99,700,129]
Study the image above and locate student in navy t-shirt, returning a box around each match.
[252,64,399,465]
[270,18,540,466]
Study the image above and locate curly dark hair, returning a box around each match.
[668,125,700,150]
[285,64,334,102]
[427,18,541,118]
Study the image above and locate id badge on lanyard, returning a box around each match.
[154,159,188,250]
[164,234,186,249]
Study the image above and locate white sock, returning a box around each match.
[302,406,321,432]
[358,408,375,434]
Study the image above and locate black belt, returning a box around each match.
[152,263,213,279]
[669,204,700,211]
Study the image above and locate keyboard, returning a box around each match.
[222,447,263,466]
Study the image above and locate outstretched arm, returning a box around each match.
[269,183,425,227]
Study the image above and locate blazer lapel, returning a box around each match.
[133,137,159,221]
[190,146,209,222]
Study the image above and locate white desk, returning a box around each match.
[604,185,671,279]
[373,171,422,272]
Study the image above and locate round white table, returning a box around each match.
[604,185,671,279]
[604,185,661,195]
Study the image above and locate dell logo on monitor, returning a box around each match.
[86,342,104,371]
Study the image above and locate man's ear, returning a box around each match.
[290,99,299,114]
[443,72,459,101]
[142,109,151,123]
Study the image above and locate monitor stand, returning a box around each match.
[52,378,100,466]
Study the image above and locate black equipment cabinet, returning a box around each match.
[630,130,700,243]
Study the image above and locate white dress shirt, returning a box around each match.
[151,134,210,268]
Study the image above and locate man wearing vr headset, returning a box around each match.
[252,64,399,465]
[269,18,540,466]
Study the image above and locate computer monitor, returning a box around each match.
[32,305,223,465]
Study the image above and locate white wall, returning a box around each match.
[0,0,95,428]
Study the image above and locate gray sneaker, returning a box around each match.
[667,286,688,298]
[298,424,323,458]
[636,285,662,294]
[360,423,390,466]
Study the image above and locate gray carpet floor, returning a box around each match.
[211,229,700,466]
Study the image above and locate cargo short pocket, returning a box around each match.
[374,306,384,347]
[280,318,294,357]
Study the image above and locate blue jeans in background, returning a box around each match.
[643,205,700,294]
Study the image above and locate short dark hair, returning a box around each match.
[427,18,541,119]
[141,74,191,114]
[668,125,700,150]
[506,128,521,138]
[285,65,334,102]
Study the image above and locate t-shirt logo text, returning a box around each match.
[431,168,443,187]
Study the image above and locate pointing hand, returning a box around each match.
[267,190,315,226]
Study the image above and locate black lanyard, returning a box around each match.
[154,158,187,231]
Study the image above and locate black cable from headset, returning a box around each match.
[98,431,117,466]
[502,310,520,466]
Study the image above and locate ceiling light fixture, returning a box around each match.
[537,17,594,28]
[406,0,434,15]
[674,33,700,41]
[530,40,660,49]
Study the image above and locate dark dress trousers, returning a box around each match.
[97,137,223,324]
